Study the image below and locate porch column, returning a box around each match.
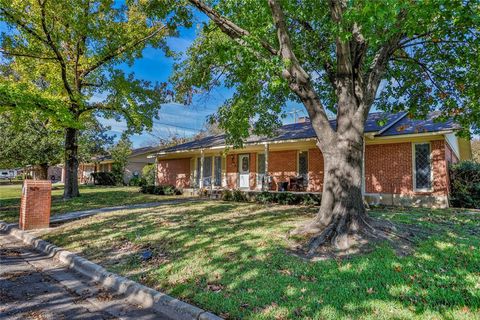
[264,143,269,191]
[199,149,204,188]
[154,156,158,186]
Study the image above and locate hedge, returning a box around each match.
[91,172,116,186]
[221,189,321,206]
[140,185,183,196]
[449,161,480,208]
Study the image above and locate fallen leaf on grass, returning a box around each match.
[207,283,223,292]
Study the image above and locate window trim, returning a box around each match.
[412,142,433,192]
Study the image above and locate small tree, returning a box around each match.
[0,112,63,179]
[110,137,132,185]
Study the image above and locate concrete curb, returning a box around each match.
[0,222,222,320]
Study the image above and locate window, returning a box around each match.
[257,153,266,174]
[257,153,266,188]
[298,151,308,177]
[203,156,213,186]
[214,156,222,186]
[414,143,432,190]
[196,156,214,187]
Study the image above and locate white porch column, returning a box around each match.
[154,156,158,186]
[199,149,204,188]
[264,143,269,191]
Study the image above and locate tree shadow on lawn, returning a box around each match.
[44,202,480,319]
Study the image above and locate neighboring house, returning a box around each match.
[124,146,157,182]
[77,155,113,184]
[151,112,472,208]
[75,147,157,184]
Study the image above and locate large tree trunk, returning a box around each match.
[297,125,403,256]
[63,127,80,199]
[306,134,368,252]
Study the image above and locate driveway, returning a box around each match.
[0,232,171,320]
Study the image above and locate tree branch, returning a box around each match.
[267,0,335,142]
[0,8,48,45]
[188,0,278,56]
[363,10,407,116]
[291,18,336,86]
[38,0,76,103]
[80,25,167,78]
[0,48,57,60]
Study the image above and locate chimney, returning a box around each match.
[297,116,309,123]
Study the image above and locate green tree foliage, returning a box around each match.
[77,120,115,164]
[0,0,188,198]
[0,112,63,179]
[110,137,132,185]
[171,0,480,253]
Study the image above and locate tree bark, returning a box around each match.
[305,133,368,252]
[36,163,49,180]
[63,127,80,199]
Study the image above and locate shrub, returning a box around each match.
[449,161,480,208]
[91,172,116,186]
[128,176,145,186]
[232,189,246,202]
[140,184,182,196]
[221,189,233,201]
[221,190,322,206]
[142,164,156,186]
[255,191,274,204]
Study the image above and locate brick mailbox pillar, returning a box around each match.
[19,180,52,230]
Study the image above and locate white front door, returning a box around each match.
[238,154,250,189]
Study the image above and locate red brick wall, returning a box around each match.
[365,140,448,196]
[308,148,324,192]
[365,143,413,194]
[268,150,297,190]
[431,140,448,196]
[19,180,51,230]
[226,154,238,188]
[157,158,191,188]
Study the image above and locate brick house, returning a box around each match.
[151,112,472,208]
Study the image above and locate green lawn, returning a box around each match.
[40,202,480,319]
[0,184,182,223]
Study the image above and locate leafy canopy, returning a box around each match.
[0,112,63,169]
[0,0,190,133]
[173,0,480,144]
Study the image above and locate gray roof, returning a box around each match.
[157,112,460,154]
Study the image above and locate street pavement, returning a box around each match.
[0,232,171,320]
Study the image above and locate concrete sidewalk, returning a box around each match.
[0,232,172,320]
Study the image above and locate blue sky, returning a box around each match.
[112,22,306,147]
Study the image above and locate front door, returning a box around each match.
[238,154,250,189]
